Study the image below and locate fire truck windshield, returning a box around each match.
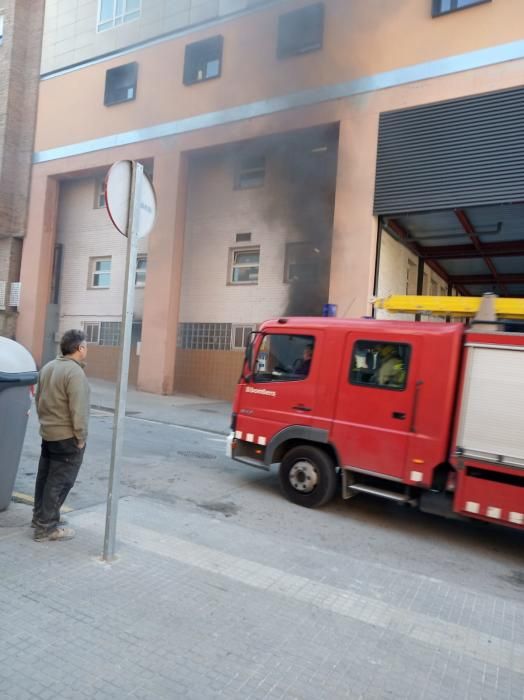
[253,334,315,382]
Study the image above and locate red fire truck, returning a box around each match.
[228,295,524,530]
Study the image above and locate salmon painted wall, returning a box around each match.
[34,0,524,151]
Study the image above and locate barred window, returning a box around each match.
[178,323,232,350]
[83,322,100,344]
[82,320,141,346]
[232,325,254,350]
[100,321,121,346]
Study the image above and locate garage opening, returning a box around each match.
[373,86,524,315]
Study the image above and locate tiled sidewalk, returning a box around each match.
[0,496,523,700]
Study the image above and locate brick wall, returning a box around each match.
[0,0,45,338]
[174,349,244,401]
[0,0,45,238]
[84,344,140,386]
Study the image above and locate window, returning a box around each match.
[285,242,321,283]
[100,321,121,346]
[104,62,138,106]
[254,334,315,382]
[234,156,265,189]
[277,3,324,59]
[178,323,232,350]
[350,340,410,391]
[183,36,223,86]
[82,321,132,346]
[94,177,106,208]
[135,255,147,287]
[98,0,141,32]
[229,247,260,284]
[432,0,491,16]
[83,322,100,344]
[90,258,111,288]
[232,325,255,351]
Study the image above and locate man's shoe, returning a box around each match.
[31,517,68,528]
[34,526,75,542]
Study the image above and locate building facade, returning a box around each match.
[0,0,45,338]
[17,0,524,398]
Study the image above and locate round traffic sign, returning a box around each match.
[104,160,157,239]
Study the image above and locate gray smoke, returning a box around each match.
[263,124,339,316]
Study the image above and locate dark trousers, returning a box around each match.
[33,438,85,532]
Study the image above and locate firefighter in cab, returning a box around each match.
[376,344,405,387]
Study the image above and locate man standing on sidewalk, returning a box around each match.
[32,329,90,542]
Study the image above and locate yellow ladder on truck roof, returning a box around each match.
[373,295,524,320]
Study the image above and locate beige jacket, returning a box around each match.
[35,356,90,442]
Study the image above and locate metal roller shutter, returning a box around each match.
[374,86,524,215]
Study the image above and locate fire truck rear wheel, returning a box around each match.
[279,445,337,508]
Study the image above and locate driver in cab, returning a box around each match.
[294,345,313,376]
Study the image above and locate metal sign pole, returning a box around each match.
[103,161,143,562]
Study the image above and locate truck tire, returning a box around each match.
[279,445,337,508]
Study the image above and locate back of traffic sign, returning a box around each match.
[104,160,157,239]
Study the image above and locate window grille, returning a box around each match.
[8,282,21,308]
[178,323,233,351]
[100,321,121,346]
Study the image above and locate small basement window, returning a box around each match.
[104,62,138,106]
[277,3,324,59]
[183,35,223,86]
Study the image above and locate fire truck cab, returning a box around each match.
[228,295,524,530]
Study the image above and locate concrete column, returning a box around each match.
[329,113,380,318]
[17,174,59,363]
[138,148,188,394]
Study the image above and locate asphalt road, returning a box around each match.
[16,409,524,603]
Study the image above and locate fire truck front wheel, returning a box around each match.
[279,445,337,508]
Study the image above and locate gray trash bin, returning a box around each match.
[0,337,38,511]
